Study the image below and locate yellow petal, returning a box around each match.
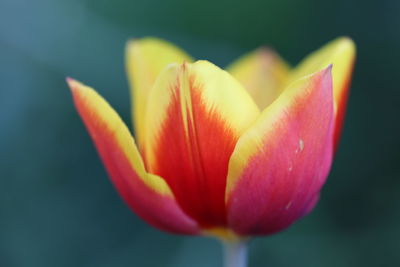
[125,37,193,146]
[289,37,355,111]
[227,47,290,109]
[289,37,355,148]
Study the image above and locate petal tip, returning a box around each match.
[339,36,355,46]
[66,77,79,92]
[336,36,356,55]
[314,64,333,93]
[324,64,333,75]
[125,37,139,49]
[257,46,279,58]
[66,77,86,96]
[66,76,75,87]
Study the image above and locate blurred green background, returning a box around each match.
[1,0,399,266]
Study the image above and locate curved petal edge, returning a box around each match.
[290,37,356,149]
[126,37,193,147]
[143,61,260,228]
[225,66,334,235]
[227,47,290,110]
[68,78,199,235]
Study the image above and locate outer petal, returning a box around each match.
[125,37,193,147]
[289,37,356,148]
[68,78,199,234]
[227,47,290,110]
[144,61,260,228]
[226,67,334,235]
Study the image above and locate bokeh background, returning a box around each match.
[1,0,399,266]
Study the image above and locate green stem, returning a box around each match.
[223,240,248,267]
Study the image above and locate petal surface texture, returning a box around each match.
[144,61,260,228]
[226,67,334,235]
[227,48,290,110]
[126,38,192,146]
[68,78,199,234]
[290,37,355,148]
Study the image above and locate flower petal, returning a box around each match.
[302,193,320,216]
[289,37,356,148]
[144,61,260,228]
[227,47,290,110]
[125,37,193,147]
[225,67,334,235]
[68,78,199,234]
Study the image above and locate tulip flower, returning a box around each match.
[68,37,355,267]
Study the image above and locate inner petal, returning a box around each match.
[144,61,260,228]
[148,78,237,227]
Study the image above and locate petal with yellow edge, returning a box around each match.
[126,37,193,147]
[144,61,260,228]
[68,78,199,234]
[227,47,290,110]
[289,37,356,149]
[226,67,334,235]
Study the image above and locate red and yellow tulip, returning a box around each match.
[68,37,355,239]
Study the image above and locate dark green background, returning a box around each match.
[1,0,399,266]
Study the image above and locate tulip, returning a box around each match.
[68,37,355,267]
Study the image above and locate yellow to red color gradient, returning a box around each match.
[68,37,355,239]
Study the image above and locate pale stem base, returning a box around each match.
[223,240,248,267]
